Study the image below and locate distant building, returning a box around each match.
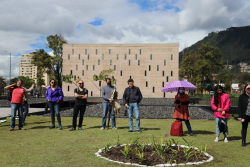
[19,52,50,86]
[62,44,179,98]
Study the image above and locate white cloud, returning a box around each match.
[0,55,21,79]
[0,0,250,78]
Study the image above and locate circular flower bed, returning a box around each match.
[95,137,214,166]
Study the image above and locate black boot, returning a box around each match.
[242,139,246,147]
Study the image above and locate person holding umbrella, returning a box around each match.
[173,87,195,136]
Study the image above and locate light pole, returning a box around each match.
[5,51,11,85]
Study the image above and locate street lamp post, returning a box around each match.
[5,51,11,84]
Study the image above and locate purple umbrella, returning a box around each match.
[162,81,197,92]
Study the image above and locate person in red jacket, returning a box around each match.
[173,87,195,136]
[4,79,27,131]
[211,85,231,142]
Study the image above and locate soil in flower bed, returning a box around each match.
[100,144,210,166]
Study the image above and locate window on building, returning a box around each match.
[86,65,88,70]
[145,71,147,76]
[98,59,100,65]
[114,65,116,71]
[146,81,148,87]
[99,81,101,87]
[150,54,152,60]
[171,71,173,76]
[164,60,166,66]
[96,49,98,55]
[68,54,70,60]
[171,54,173,60]
[82,59,84,65]
[157,65,159,71]
[117,54,119,60]
[82,70,84,76]
[120,70,122,76]
[139,49,141,55]
[129,60,130,65]
[138,60,140,66]
[88,54,90,60]
[102,54,104,60]
[162,82,164,87]
[129,49,131,55]
[85,49,87,55]
[162,71,164,76]
[70,70,72,75]
[153,87,155,93]
[110,60,112,65]
[72,49,74,55]
[68,86,70,91]
[130,76,132,79]
[149,65,151,71]
[135,54,137,60]
[163,92,165,98]
[93,65,95,71]
[166,76,168,82]
[78,54,80,60]
[74,75,76,80]
[125,54,127,60]
[76,65,78,70]
[109,49,111,55]
[91,91,93,96]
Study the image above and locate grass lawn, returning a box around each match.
[0,116,249,167]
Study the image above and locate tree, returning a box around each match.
[180,43,224,95]
[237,72,250,84]
[0,76,6,95]
[62,74,81,87]
[46,34,67,86]
[92,69,117,97]
[10,77,19,85]
[19,76,34,88]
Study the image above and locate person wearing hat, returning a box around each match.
[238,84,250,146]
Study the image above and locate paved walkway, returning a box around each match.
[0,107,44,119]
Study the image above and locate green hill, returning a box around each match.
[179,26,250,65]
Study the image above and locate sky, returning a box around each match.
[0,0,250,79]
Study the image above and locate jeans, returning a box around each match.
[128,103,140,130]
[176,119,193,133]
[22,101,29,123]
[10,103,23,128]
[242,116,250,140]
[216,118,228,136]
[47,101,61,126]
[72,105,86,128]
[102,103,116,128]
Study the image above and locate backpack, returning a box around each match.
[170,120,183,136]
[218,118,228,134]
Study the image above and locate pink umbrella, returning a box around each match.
[162,81,197,92]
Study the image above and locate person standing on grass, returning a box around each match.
[173,87,196,136]
[45,79,64,130]
[211,85,231,142]
[237,84,250,147]
[4,79,27,131]
[69,80,88,131]
[123,79,142,133]
[100,78,117,130]
[22,83,35,126]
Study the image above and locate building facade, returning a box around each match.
[19,52,50,86]
[62,44,179,98]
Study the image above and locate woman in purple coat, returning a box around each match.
[45,79,64,130]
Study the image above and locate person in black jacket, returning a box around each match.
[238,83,250,147]
[123,79,142,133]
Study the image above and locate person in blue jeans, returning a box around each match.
[100,78,117,130]
[45,79,64,130]
[123,79,143,133]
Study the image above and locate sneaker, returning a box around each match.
[224,138,228,143]
[128,130,133,132]
[9,128,14,131]
[49,125,55,129]
[190,133,196,136]
[112,127,117,130]
[22,123,27,126]
[59,126,63,130]
[214,137,219,142]
[78,127,83,130]
[100,127,105,130]
[69,128,76,131]
[19,128,26,130]
[137,130,142,133]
